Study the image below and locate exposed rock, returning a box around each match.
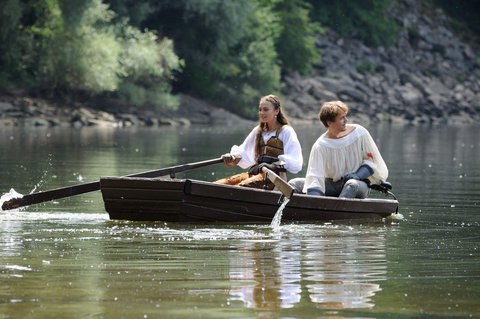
[171,94,253,126]
[0,88,254,128]
[281,0,480,125]
[0,118,17,127]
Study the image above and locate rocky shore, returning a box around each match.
[1,0,479,128]
[281,0,480,125]
[0,91,252,128]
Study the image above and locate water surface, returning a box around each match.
[1,124,479,318]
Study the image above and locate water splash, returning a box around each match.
[0,211,108,221]
[270,197,290,230]
[0,189,24,211]
[73,172,84,182]
[2,155,54,211]
[388,212,405,221]
[30,154,53,194]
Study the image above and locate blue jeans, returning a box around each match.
[288,177,370,199]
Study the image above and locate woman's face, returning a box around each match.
[258,100,279,124]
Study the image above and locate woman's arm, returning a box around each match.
[230,126,259,169]
[277,126,303,174]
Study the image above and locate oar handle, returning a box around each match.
[262,167,294,199]
[1,157,223,211]
[128,158,223,178]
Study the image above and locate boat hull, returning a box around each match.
[100,177,398,222]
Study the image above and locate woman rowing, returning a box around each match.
[216,94,303,189]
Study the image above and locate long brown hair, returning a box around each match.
[255,94,289,160]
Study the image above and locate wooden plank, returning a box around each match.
[104,199,182,212]
[101,187,184,201]
[288,193,397,214]
[182,194,278,222]
[100,177,185,190]
[185,180,282,204]
[182,204,272,223]
[104,199,182,221]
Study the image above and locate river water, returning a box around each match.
[0,123,479,318]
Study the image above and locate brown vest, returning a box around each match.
[259,126,285,158]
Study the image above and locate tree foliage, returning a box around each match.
[0,0,182,108]
[0,0,24,83]
[433,0,480,36]
[116,0,281,117]
[272,0,321,75]
[307,0,400,47]
[106,0,322,117]
[2,0,479,116]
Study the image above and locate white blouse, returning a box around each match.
[230,125,303,174]
[303,124,388,193]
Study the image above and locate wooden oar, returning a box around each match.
[262,167,294,199]
[1,157,223,211]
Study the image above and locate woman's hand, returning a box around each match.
[248,162,284,175]
[222,153,241,167]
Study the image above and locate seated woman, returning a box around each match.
[216,94,303,189]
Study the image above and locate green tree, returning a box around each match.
[272,0,320,75]
[0,0,182,109]
[117,25,183,107]
[0,0,24,83]
[102,0,154,27]
[108,0,322,115]
[307,0,399,47]
[433,0,480,36]
[213,5,281,117]
[126,0,281,117]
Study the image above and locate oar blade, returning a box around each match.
[2,198,23,210]
[2,181,100,211]
[262,167,294,199]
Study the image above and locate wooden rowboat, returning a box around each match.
[100,176,398,223]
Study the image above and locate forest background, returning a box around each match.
[0,0,479,122]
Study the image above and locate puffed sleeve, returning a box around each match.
[277,125,303,174]
[303,140,326,193]
[360,129,388,184]
[230,126,259,169]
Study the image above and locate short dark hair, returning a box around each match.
[318,101,348,127]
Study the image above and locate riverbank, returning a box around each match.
[1,0,479,129]
[0,88,253,128]
[0,87,387,129]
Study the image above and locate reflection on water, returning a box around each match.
[304,228,386,309]
[229,240,302,310]
[228,225,386,310]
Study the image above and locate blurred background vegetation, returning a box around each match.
[0,0,478,118]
